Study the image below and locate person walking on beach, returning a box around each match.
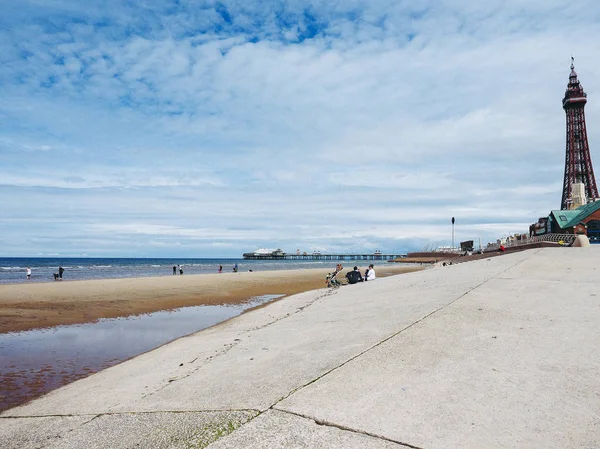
[179,265,184,275]
[233,263,238,273]
[58,266,64,280]
[173,265,177,275]
[26,267,31,280]
[218,265,223,273]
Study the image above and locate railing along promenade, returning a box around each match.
[243,253,406,261]
[485,233,577,252]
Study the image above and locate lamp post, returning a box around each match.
[451,216,455,250]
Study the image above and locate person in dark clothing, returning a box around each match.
[345,266,363,284]
[173,265,177,275]
[58,266,64,280]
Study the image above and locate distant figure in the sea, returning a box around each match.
[233,263,238,273]
[179,265,184,275]
[366,264,376,281]
[59,266,64,280]
[173,265,177,275]
[346,266,363,284]
[26,267,31,280]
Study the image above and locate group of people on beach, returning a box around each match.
[346,264,376,284]
[217,264,240,273]
[24,266,64,281]
[326,263,376,287]
[218,264,239,273]
[172,264,241,275]
[53,266,64,281]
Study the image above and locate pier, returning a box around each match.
[242,253,406,261]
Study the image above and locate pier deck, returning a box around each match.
[242,253,406,261]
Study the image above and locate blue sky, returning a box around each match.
[1,0,600,257]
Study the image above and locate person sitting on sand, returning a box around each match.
[365,264,376,281]
[345,266,363,284]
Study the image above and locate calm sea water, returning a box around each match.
[0,257,393,285]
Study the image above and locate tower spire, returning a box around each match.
[569,56,578,83]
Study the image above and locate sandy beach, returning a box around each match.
[0,265,424,334]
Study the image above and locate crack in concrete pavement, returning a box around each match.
[140,289,338,399]
[276,408,426,448]
[270,276,497,406]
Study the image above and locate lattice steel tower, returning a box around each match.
[561,58,599,210]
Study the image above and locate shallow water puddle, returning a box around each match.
[0,294,283,412]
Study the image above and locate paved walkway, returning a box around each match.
[2,247,599,448]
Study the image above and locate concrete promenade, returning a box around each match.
[1,247,599,448]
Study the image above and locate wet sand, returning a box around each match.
[0,265,424,334]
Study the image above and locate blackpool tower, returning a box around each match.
[561,58,599,210]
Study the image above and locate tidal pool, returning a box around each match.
[0,295,283,412]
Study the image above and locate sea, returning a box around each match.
[0,257,390,285]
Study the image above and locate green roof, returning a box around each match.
[550,200,600,229]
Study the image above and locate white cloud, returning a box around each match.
[1,0,599,256]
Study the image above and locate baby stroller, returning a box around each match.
[326,264,343,288]
[326,272,342,288]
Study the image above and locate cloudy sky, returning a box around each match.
[1,0,599,258]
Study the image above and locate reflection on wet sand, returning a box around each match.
[0,295,282,412]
